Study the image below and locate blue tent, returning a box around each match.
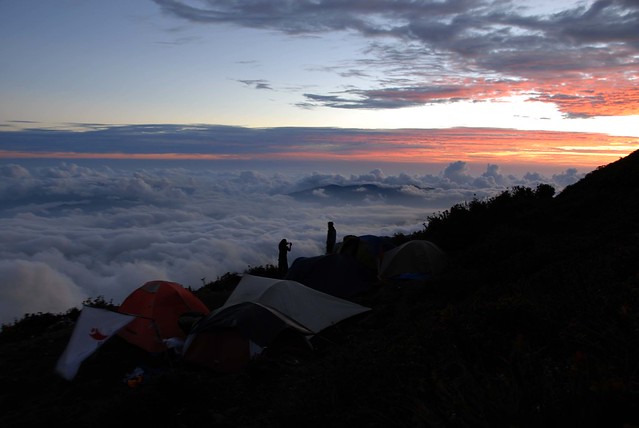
[335,234,396,272]
[285,253,377,299]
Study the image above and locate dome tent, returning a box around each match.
[215,274,370,334]
[117,280,209,353]
[378,240,448,281]
[183,302,314,373]
[182,274,369,372]
[336,234,395,272]
[285,253,377,299]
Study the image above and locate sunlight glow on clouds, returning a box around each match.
[1,125,635,171]
[151,0,639,120]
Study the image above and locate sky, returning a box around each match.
[1,0,638,172]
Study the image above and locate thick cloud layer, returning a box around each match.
[0,160,582,325]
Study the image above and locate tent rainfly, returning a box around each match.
[378,240,448,280]
[182,301,314,372]
[214,274,371,334]
[118,280,210,353]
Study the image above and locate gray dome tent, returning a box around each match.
[183,302,313,373]
[378,240,448,280]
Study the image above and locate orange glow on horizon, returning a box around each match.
[1,128,636,169]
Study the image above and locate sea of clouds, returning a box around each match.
[0,160,583,325]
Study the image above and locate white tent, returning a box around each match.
[55,306,135,381]
[215,274,370,333]
[378,240,447,280]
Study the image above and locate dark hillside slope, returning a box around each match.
[419,149,639,286]
[557,150,639,213]
[551,150,639,243]
[1,151,639,428]
[407,150,639,426]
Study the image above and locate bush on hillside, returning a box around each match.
[408,184,555,251]
[0,295,116,343]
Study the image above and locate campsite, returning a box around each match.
[2,150,639,427]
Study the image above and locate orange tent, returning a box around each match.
[118,280,209,353]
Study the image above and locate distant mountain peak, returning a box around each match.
[288,183,434,205]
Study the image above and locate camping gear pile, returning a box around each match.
[56,238,447,380]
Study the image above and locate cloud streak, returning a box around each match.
[1,124,636,168]
[152,0,639,117]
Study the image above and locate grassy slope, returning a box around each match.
[1,151,638,427]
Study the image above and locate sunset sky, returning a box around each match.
[1,0,638,172]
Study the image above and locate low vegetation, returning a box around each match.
[2,151,639,427]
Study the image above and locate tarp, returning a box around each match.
[193,302,313,347]
[216,274,370,333]
[378,240,448,280]
[118,280,209,353]
[55,306,135,381]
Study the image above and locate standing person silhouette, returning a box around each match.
[278,238,292,276]
[326,221,336,254]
